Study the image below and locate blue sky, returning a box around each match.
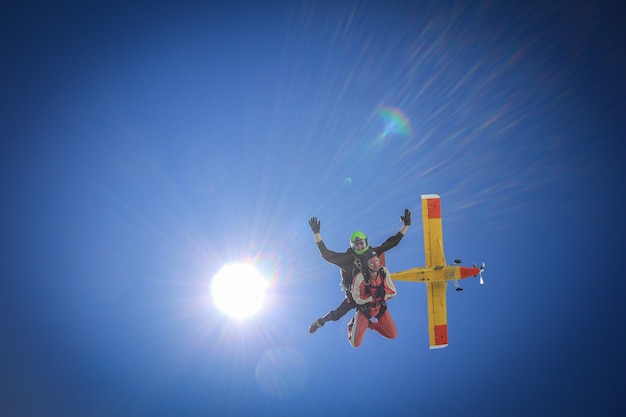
[2,1,625,416]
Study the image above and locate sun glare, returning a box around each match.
[211,263,267,319]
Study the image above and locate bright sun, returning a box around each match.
[211,263,267,319]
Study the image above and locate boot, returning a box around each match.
[308,318,325,334]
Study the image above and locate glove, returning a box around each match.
[308,217,321,233]
[400,208,411,226]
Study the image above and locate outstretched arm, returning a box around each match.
[308,216,353,268]
[374,208,411,252]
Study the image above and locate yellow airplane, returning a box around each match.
[390,194,484,349]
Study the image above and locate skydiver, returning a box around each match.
[307,208,410,333]
[348,249,397,347]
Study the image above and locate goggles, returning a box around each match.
[367,256,380,269]
[353,238,367,249]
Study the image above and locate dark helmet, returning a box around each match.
[361,249,380,271]
[361,248,378,261]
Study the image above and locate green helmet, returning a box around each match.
[350,231,369,255]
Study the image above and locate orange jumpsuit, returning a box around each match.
[348,266,397,347]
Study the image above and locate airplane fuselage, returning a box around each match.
[391,264,481,283]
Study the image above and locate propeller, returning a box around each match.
[478,261,485,285]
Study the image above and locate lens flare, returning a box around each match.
[379,107,411,139]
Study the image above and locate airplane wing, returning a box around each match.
[422,194,445,267]
[427,281,448,348]
[422,194,448,349]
